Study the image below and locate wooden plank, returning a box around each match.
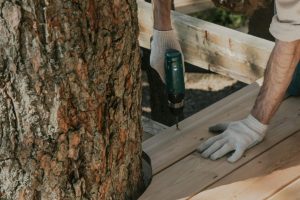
[137,0,274,84]
[143,132,154,141]
[139,95,300,200]
[142,116,168,136]
[191,166,300,200]
[142,116,168,141]
[143,82,260,175]
[189,130,300,200]
[174,0,215,14]
[268,178,300,200]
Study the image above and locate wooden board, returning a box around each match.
[268,178,300,200]
[174,0,215,14]
[142,116,168,141]
[139,89,300,200]
[137,0,275,84]
[142,116,168,136]
[191,166,300,200]
[143,82,259,175]
[189,131,300,199]
[142,132,154,141]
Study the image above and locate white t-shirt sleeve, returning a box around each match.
[269,0,300,42]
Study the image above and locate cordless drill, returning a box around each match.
[164,49,185,130]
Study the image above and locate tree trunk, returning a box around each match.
[0,0,142,199]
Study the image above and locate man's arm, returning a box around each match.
[153,0,172,31]
[150,0,182,83]
[252,40,300,124]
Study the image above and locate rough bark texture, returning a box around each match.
[0,0,142,199]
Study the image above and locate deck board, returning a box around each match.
[190,130,300,199]
[267,178,300,200]
[190,166,300,200]
[143,83,259,175]
[139,83,300,200]
[207,132,300,190]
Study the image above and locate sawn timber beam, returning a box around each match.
[137,0,275,84]
[174,0,215,14]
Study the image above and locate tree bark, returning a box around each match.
[0,0,142,199]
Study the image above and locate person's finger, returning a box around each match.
[208,123,228,133]
[197,134,223,152]
[227,147,246,163]
[210,144,234,160]
[201,139,227,158]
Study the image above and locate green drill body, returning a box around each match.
[164,49,185,129]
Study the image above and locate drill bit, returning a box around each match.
[176,116,179,130]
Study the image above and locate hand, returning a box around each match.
[150,29,183,83]
[197,114,268,163]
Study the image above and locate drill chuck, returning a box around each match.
[164,49,185,116]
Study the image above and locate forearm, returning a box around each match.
[251,40,300,124]
[153,0,172,31]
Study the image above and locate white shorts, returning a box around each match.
[269,0,300,42]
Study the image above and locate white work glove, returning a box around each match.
[197,114,268,163]
[150,29,183,83]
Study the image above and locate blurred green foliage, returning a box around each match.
[191,8,248,29]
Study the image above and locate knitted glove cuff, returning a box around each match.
[152,29,181,51]
[244,114,268,137]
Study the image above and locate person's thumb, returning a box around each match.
[209,123,229,134]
